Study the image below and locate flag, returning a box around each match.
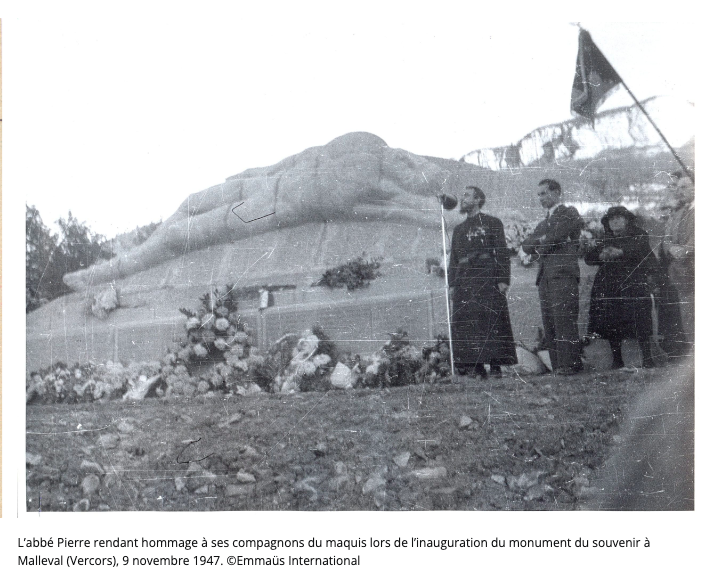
[571,30,621,121]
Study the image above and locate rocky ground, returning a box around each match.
[26,367,667,512]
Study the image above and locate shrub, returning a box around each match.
[359,329,424,388]
[26,360,161,404]
[418,334,453,381]
[271,328,336,393]
[171,284,259,395]
[312,254,382,291]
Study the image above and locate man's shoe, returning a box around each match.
[641,358,657,369]
[473,364,488,379]
[489,365,503,378]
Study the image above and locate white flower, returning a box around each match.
[214,338,228,351]
[197,380,210,394]
[295,333,319,357]
[228,344,245,359]
[365,355,388,375]
[299,361,317,376]
[92,381,110,400]
[193,344,208,358]
[244,382,262,395]
[174,365,189,378]
[186,317,200,331]
[216,363,233,378]
[233,332,248,344]
[232,359,249,373]
[312,354,331,367]
[246,354,265,368]
[280,374,300,393]
[215,318,230,332]
[74,369,82,379]
[399,345,422,361]
[74,379,95,397]
[177,346,193,362]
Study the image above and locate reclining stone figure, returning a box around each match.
[64,132,459,291]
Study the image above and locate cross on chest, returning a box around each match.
[466,227,484,241]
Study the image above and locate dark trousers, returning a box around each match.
[669,262,694,347]
[657,267,690,359]
[538,274,581,371]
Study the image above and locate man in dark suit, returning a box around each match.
[522,179,584,375]
[660,171,694,352]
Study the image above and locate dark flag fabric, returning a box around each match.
[571,30,621,121]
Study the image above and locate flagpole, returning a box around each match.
[588,34,694,183]
[439,202,456,377]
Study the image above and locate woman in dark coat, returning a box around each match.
[448,186,517,378]
[585,206,659,369]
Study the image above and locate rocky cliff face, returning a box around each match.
[461,96,694,171]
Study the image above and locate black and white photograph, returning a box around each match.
[2,2,703,567]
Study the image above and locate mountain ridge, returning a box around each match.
[460,96,694,173]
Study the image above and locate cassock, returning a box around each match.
[447,213,517,367]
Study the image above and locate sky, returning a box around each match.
[4,4,699,238]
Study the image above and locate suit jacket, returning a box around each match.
[522,204,584,285]
[661,202,694,288]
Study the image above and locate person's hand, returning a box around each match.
[647,275,661,296]
[498,283,509,294]
[668,244,690,260]
[600,246,623,260]
[580,234,597,249]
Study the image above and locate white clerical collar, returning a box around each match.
[547,203,562,218]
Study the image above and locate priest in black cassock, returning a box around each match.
[447,186,517,378]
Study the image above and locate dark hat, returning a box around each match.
[601,206,637,231]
